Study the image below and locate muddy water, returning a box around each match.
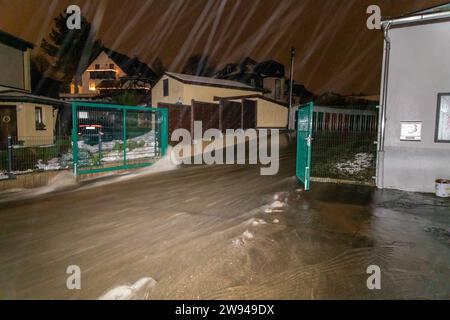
[0,134,448,299]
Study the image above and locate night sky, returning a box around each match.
[0,0,446,95]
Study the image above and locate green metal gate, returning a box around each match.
[71,102,168,175]
[296,102,314,191]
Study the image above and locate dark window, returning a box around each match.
[90,71,116,80]
[109,64,114,69]
[275,79,281,100]
[435,93,450,142]
[95,64,100,70]
[35,107,45,130]
[163,79,169,97]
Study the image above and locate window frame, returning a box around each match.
[163,78,169,97]
[274,79,281,100]
[435,93,450,143]
[35,106,46,130]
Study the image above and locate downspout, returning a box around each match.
[376,22,391,188]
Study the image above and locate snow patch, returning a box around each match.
[335,153,374,175]
[98,277,157,300]
[250,218,267,226]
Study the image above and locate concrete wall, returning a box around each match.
[379,21,450,193]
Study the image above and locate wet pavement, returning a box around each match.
[0,135,449,299]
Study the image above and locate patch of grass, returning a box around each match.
[311,131,376,182]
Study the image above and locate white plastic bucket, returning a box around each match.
[435,179,450,198]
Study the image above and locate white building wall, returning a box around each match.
[379,21,450,193]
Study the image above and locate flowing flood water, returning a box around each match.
[0,135,449,299]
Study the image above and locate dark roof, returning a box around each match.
[0,29,34,51]
[0,90,68,106]
[409,2,450,15]
[103,49,156,80]
[382,1,450,23]
[213,94,288,107]
[254,60,285,78]
[165,72,261,92]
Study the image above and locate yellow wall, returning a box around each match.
[183,84,260,105]
[151,75,185,106]
[249,98,288,128]
[0,102,56,146]
[151,74,260,106]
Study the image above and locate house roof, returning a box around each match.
[103,49,156,80]
[0,29,34,51]
[254,60,285,78]
[0,90,68,106]
[165,72,261,92]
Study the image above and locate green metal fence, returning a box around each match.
[311,131,377,183]
[72,102,168,175]
[0,135,72,180]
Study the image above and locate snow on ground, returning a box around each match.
[79,131,157,163]
[98,277,157,300]
[78,131,156,154]
[335,152,374,175]
[36,158,62,171]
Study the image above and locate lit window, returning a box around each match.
[89,82,96,91]
[436,93,450,142]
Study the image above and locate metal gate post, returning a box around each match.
[71,103,78,175]
[123,109,127,166]
[160,108,168,157]
[7,135,14,179]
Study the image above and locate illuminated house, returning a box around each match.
[61,49,155,101]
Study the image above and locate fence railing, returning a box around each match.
[311,130,377,183]
[72,102,168,175]
[0,135,72,180]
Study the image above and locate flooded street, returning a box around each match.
[0,136,449,299]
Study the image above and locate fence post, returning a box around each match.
[71,103,78,175]
[123,109,127,166]
[7,135,15,179]
[98,133,103,165]
[160,108,168,157]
